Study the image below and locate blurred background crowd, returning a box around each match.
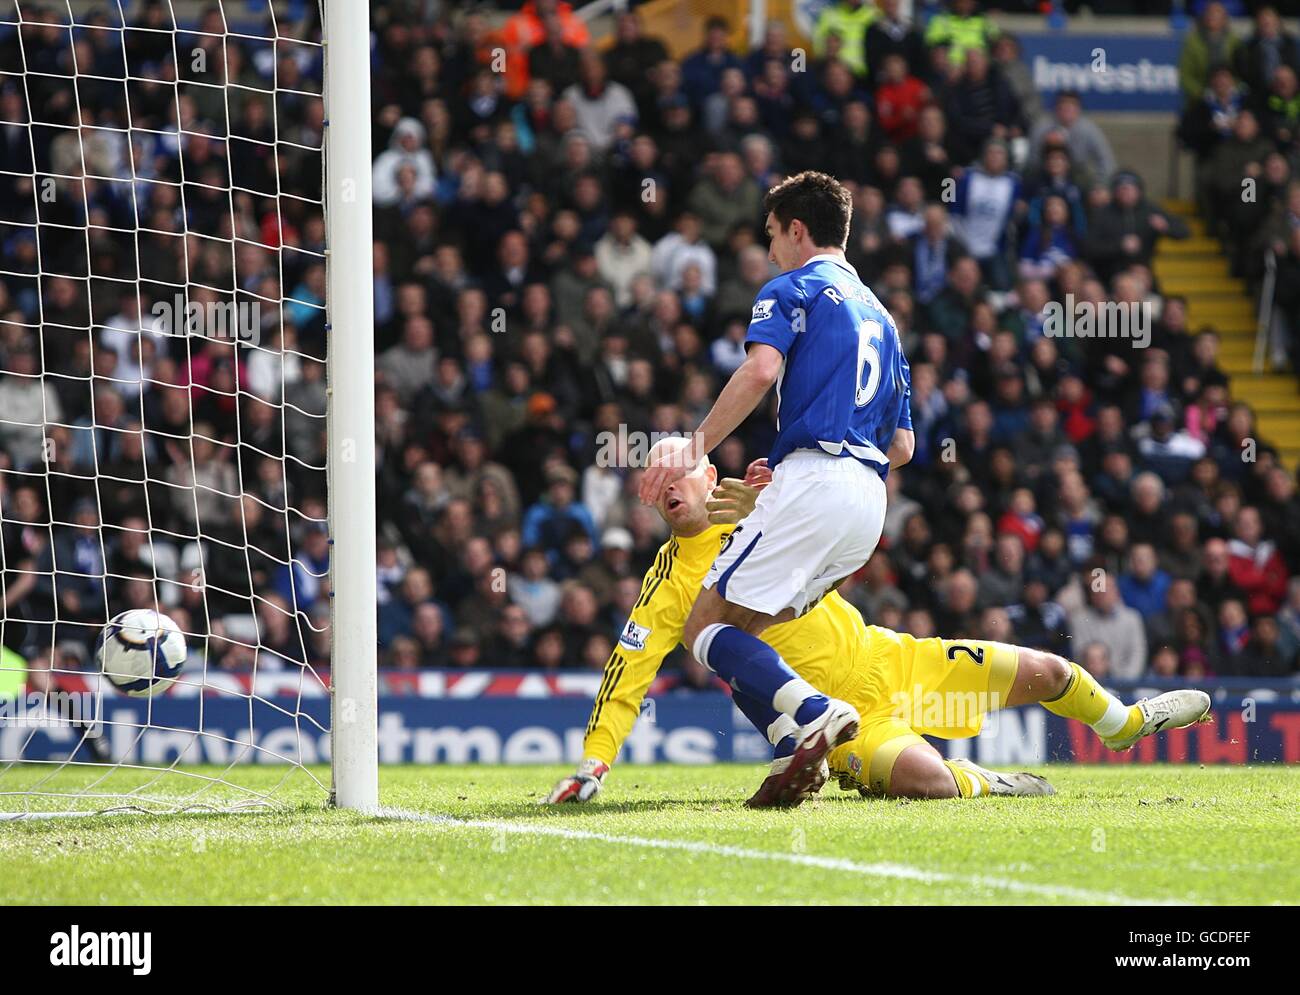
[0,0,1298,687]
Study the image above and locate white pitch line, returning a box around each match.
[379,808,1189,906]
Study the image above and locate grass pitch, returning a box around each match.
[1,764,1296,905]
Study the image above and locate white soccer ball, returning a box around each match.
[97,609,187,698]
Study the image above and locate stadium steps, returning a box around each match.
[1155,199,1300,473]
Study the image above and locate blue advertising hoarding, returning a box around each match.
[6,688,1299,766]
[1017,33,1184,112]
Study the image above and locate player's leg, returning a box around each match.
[730,689,830,807]
[831,719,1053,800]
[1026,648,1211,750]
[945,642,1211,752]
[690,456,886,802]
[687,587,833,723]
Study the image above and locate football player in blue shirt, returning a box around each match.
[640,171,915,805]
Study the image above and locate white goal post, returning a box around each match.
[0,0,376,816]
[322,0,377,812]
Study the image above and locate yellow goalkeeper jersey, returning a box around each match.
[583,523,872,765]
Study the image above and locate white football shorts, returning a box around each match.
[703,448,887,618]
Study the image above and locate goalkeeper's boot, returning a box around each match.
[542,758,609,804]
[769,699,859,806]
[1101,689,1212,752]
[948,758,1055,796]
[745,756,829,809]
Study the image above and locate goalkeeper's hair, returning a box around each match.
[763,171,852,250]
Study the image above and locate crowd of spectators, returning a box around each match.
[1178,2,1300,372]
[0,1,1298,685]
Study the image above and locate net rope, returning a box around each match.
[0,0,333,814]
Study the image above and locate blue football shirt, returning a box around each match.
[745,254,912,477]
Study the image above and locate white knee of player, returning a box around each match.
[692,622,730,673]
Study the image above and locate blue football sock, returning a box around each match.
[732,690,797,758]
[694,623,829,724]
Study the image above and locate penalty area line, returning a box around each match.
[378,807,1189,906]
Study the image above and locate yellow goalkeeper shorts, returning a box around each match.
[825,628,1019,796]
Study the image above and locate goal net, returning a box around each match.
[0,0,376,816]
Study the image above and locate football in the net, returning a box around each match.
[97,610,187,698]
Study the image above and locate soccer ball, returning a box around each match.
[97,609,187,697]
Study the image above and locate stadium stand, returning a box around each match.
[1,0,1298,690]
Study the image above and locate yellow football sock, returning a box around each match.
[943,759,988,798]
[1040,662,1143,740]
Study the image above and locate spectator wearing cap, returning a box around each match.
[1085,170,1188,283]
[521,464,598,560]
[577,526,636,594]
[372,117,437,208]
[446,628,482,669]
[1135,402,1206,486]
[498,393,571,504]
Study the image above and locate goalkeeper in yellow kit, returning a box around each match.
[545,437,1211,806]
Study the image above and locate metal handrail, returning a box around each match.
[1254,249,1277,374]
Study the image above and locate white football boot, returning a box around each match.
[949,758,1056,796]
[1101,690,1212,752]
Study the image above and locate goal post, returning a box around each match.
[323,0,377,812]
[0,0,377,817]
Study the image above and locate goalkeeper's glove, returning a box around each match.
[542,758,610,804]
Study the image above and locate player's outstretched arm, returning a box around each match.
[543,550,691,803]
[639,346,783,506]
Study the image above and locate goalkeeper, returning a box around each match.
[545,437,1211,806]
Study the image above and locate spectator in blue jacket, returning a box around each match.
[680,16,741,110]
[1120,542,1174,618]
[521,463,599,559]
